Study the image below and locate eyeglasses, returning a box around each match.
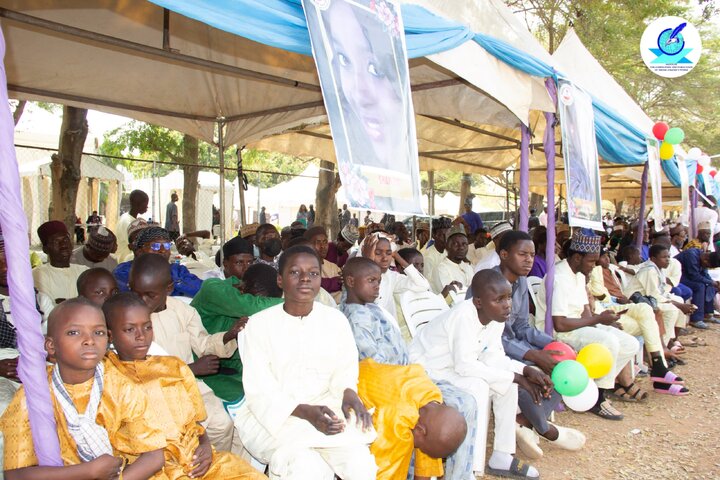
[149,242,173,252]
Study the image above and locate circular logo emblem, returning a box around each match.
[640,16,702,78]
[559,83,574,106]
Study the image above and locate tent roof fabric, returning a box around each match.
[0,0,552,166]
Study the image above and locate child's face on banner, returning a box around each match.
[327,1,403,162]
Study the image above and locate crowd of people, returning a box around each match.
[0,187,716,480]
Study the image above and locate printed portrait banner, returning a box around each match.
[646,138,664,231]
[302,0,424,214]
[557,80,603,230]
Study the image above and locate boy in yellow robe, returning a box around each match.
[358,359,466,480]
[103,292,266,479]
[0,297,166,479]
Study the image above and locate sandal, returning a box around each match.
[691,336,708,347]
[650,371,685,385]
[486,457,539,479]
[654,384,690,396]
[608,383,649,403]
[670,340,686,353]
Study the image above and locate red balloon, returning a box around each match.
[711,170,718,178]
[543,341,577,362]
[652,121,669,140]
[697,164,704,175]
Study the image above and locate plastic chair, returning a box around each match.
[399,290,449,337]
[447,286,469,306]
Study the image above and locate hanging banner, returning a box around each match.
[557,80,603,230]
[302,0,423,214]
[677,156,690,226]
[646,138,664,231]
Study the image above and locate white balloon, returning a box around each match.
[562,380,599,412]
[699,155,711,167]
[687,147,702,159]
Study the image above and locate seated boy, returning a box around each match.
[230,246,377,479]
[114,227,203,297]
[129,254,244,453]
[191,263,283,402]
[357,359,466,480]
[410,269,543,479]
[103,292,267,479]
[0,298,166,479]
[341,257,476,480]
[535,231,640,420]
[361,233,430,320]
[76,267,119,307]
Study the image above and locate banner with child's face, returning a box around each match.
[302,0,424,214]
[558,80,603,230]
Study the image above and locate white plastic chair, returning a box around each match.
[526,276,543,328]
[399,290,449,337]
[447,286,469,306]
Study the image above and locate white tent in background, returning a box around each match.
[130,170,234,233]
[17,149,123,245]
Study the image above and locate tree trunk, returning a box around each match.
[458,173,471,216]
[12,100,26,126]
[530,192,544,211]
[50,106,88,232]
[614,200,624,217]
[181,134,199,233]
[315,160,340,237]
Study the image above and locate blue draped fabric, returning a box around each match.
[150,0,651,167]
[661,157,698,189]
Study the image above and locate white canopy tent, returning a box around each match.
[18,151,124,244]
[0,0,564,235]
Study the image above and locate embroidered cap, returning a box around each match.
[445,224,467,240]
[86,226,116,254]
[570,229,602,254]
[341,224,359,244]
[239,223,260,238]
[698,221,711,231]
[490,221,512,239]
[127,218,149,238]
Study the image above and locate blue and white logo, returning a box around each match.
[641,16,702,78]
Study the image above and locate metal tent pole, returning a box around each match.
[217,119,226,251]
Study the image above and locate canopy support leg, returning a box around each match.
[218,119,226,251]
[544,79,558,336]
[635,162,649,249]
[518,124,531,231]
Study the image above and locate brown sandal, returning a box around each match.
[608,383,649,403]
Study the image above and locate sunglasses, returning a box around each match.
[149,242,173,251]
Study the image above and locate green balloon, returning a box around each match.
[664,127,685,145]
[551,360,590,396]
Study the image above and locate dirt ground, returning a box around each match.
[502,325,720,480]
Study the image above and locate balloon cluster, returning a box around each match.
[652,121,684,160]
[686,147,715,177]
[544,342,613,412]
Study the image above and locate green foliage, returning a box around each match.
[506,0,720,156]
[99,121,228,178]
[240,148,312,188]
[99,121,312,188]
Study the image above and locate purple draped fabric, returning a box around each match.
[635,162,649,249]
[518,124,531,231]
[543,78,557,336]
[0,27,62,465]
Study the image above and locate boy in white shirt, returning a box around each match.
[410,269,544,479]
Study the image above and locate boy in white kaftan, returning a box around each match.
[231,245,376,480]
